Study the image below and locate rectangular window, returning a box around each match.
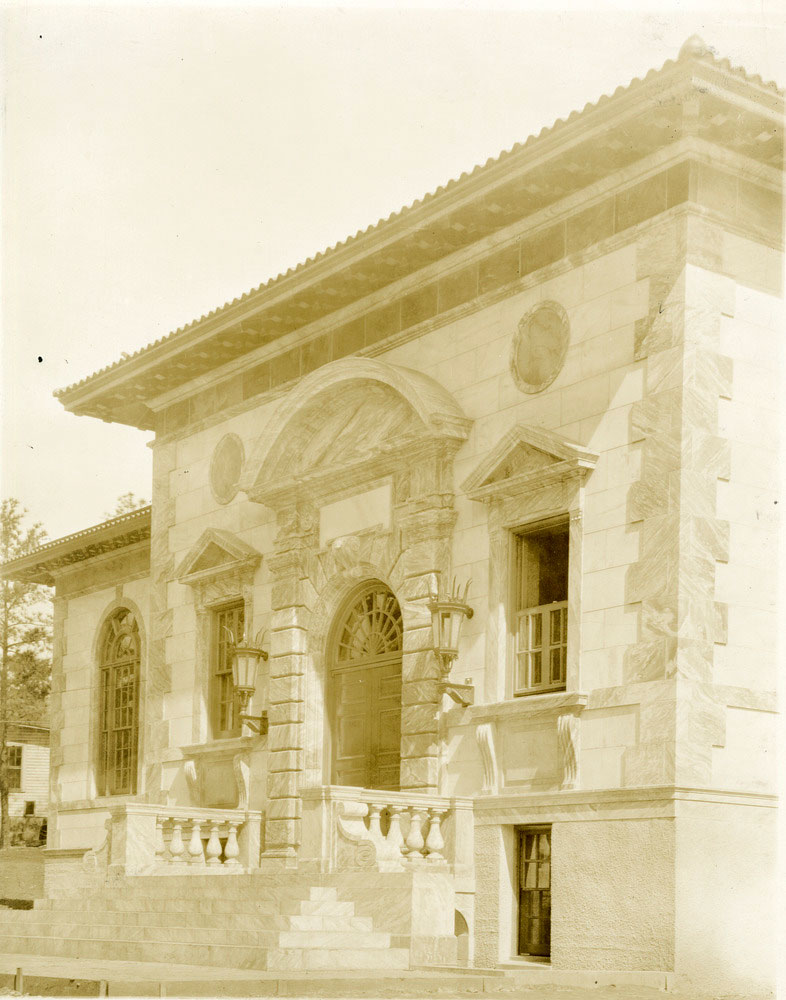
[24,801,35,816]
[7,746,22,791]
[518,826,551,957]
[212,601,244,738]
[514,520,568,695]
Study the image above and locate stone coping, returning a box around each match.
[41,847,91,859]
[473,784,778,824]
[107,803,263,821]
[180,736,260,758]
[447,691,588,726]
[301,785,473,809]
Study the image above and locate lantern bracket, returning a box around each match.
[438,680,475,707]
[235,687,269,736]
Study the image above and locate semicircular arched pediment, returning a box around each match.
[240,357,471,507]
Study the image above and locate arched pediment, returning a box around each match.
[241,357,471,507]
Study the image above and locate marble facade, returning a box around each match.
[1,37,781,994]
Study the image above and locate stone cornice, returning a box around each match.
[0,507,151,587]
[148,137,781,420]
[54,50,783,429]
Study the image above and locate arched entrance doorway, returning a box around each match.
[329,582,402,790]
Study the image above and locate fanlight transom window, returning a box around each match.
[99,609,140,796]
[336,586,403,665]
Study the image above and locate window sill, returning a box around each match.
[180,735,259,760]
[445,690,587,725]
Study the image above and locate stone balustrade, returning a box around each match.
[301,785,474,874]
[108,803,263,875]
[154,808,247,867]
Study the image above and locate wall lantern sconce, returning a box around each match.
[428,580,475,707]
[226,627,269,735]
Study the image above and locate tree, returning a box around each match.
[104,492,148,520]
[0,499,52,848]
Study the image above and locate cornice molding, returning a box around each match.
[55,51,783,427]
[0,508,151,587]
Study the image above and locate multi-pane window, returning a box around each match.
[514,520,569,695]
[518,826,552,957]
[212,602,244,738]
[7,746,22,791]
[99,609,140,796]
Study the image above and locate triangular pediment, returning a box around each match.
[462,424,598,501]
[175,529,261,586]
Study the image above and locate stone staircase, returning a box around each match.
[0,875,411,972]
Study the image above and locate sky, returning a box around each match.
[1,0,784,541]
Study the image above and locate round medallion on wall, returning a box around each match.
[209,433,245,505]
[510,300,570,394]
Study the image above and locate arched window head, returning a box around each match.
[98,608,140,796]
[336,586,403,665]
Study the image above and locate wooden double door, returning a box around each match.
[332,656,402,789]
[329,584,403,791]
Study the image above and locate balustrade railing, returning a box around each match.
[108,803,262,874]
[301,786,473,874]
[154,809,245,867]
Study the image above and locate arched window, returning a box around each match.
[330,583,402,790]
[98,609,140,796]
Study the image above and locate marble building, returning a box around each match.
[1,36,781,994]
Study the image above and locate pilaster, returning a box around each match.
[625,214,734,786]
[144,439,178,801]
[396,448,458,793]
[263,501,318,860]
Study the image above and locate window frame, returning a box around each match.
[97,608,141,797]
[210,599,245,740]
[517,824,552,959]
[512,516,570,697]
[7,745,22,791]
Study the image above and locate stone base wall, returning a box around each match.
[0,847,45,900]
[674,800,776,995]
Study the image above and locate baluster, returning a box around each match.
[154,816,165,863]
[187,820,205,865]
[205,823,222,866]
[169,820,186,863]
[224,822,240,866]
[425,807,447,862]
[405,809,426,858]
[367,803,383,841]
[386,805,406,858]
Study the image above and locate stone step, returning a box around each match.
[277,930,392,950]
[289,913,373,932]
[0,921,273,947]
[0,907,373,933]
[0,935,270,970]
[268,947,410,972]
[59,878,320,902]
[34,896,281,916]
[282,899,356,917]
[306,886,339,901]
